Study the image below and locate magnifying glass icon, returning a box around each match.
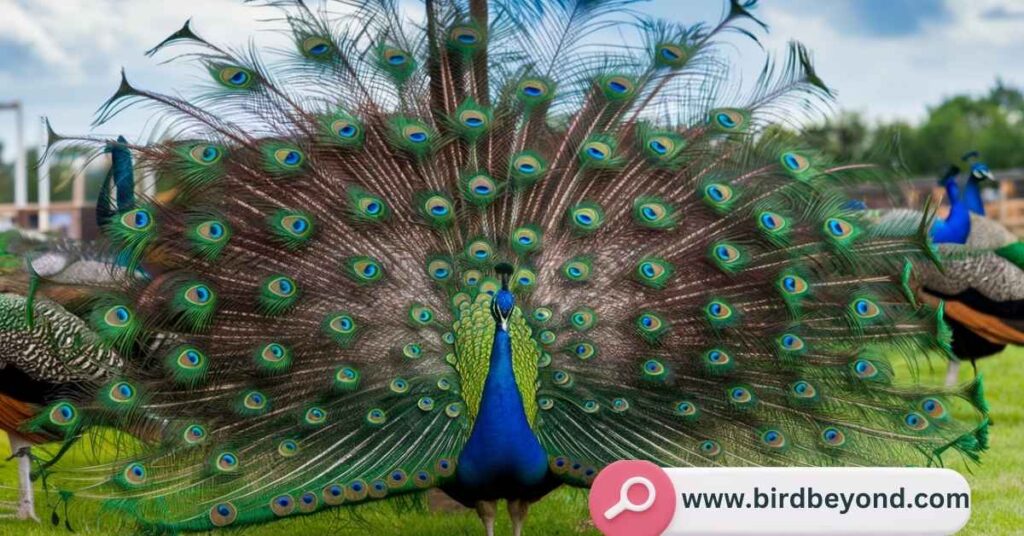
[603,476,657,520]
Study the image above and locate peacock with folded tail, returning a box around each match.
[25,0,990,533]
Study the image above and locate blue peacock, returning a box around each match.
[14,0,992,533]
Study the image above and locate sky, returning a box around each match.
[0,0,1023,158]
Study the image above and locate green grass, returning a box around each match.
[1,349,1022,535]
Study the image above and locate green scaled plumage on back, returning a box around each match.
[34,0,987,533]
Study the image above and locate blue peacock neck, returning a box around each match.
[964,177,986,216]
[450,283,551,501]
[931,173,971,244]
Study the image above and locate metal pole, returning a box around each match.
[13,102,26,210]
[38,116,50,231]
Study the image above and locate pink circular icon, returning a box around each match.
[588,460,675,536]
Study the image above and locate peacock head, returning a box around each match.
[969,162,994,184]
[491,263,515,329]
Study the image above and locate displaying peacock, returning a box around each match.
[22,0,991,533]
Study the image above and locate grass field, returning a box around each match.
[0,349,1021,535]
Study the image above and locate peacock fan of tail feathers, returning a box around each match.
[31,0,988,532]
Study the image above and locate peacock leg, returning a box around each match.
[475,500,497,536]
[944,360,961,386]
[508,499,531,536]
[8,434,39,522]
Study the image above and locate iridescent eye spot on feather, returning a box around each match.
[579,139,617,168]
[260,275,299,314]
[539,330,557,346]
[426,257,454,282]
[334,366,360,391]
[539,397,554,411]
[242,391,268,412]
[182,283,214,306]
[324,312,358,347]
[278,439,299,458]
[214,65,256,89]
[598,74,637,100]
[345,480,368,502]
[636,257,673,289]
[270,211,314,246]
[465,238,494,263]
[705,300,734,325]
[517,77,554,106]
[323,484,345,505]
[851,297,882,320]
[189,144,224,165]
[104,305,133,327]
[780,151,812,179]
[569,308,597,332]
[790,380,818,400]
[778,274,809,297]
[347,256,384,284]
[108,381,136,404]
[641,359,667,381]
[851,358,879,380]
[533,307,553,324]
[699,439,722,458]
[703,183,734,207]
[445,402,463,419]
[370,481,388,499]
[514,268,537,291]
[168,346,207,384]
[675,400,699,419]
[381,46,411,66]
[403,124,430,144]
[760,429,787,449]
[256,342,291,371]
[572,341,597,360]
[331,117,362,141]
[461,173,498,205]
[194,219,228,243]
[824,217,855,241]
[510,151,548,188]
[633,197,676,229]
[777,333,806,354]
[611,398,630,412]
[48,402,78,428]
[462,270,482,288]
[562,257,592,282]
[479,277,500,296]
[449,25,484,48]
[408,304,434,326]
[758,211,788,234]
[821,427,846,447]
[301,36,334,59]
[270,494,295,517]
[210,502,237,527]
[389,378,409,394]
[388,469,409,489]
[215,452,239,473]
[273,147,305,169]
[903,412,930,431]
[709,242,744,272]
[709,108,749,133]
[654,43,689,68]
[183,424,206,445]
[512,225,542,253]
[436,458,455,477]
[552,370,572,387]
[366,408,387,426]
[418,397,435,412]
[636,311,667,341]
[420,193,455,226]
[703,349,734,374]
[729,386,754,404]
[568,202,605,233]
[921,398,948,420]
[299,491,319,512]
[119,208,153,232]
[458,109,489,130]
[403,343,422,360]
[305,406,327,426]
